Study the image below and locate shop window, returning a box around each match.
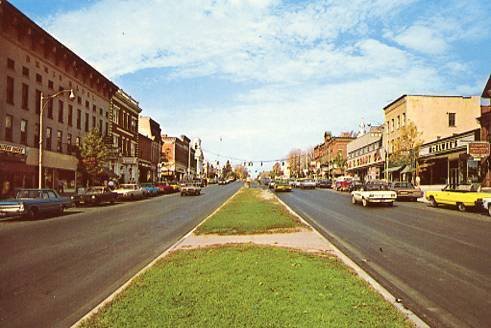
[5,115,13,142]
[58,100,64,123]
[7,58,15,70]
[6,76,14,104]
[21,83,29,110]
[57,130,63,153]
[46,127,52,151]
[20,120,28,145]
[77,109,82,129]
[22,66,29,78]
[448,113,456,127]
[68,105,73,127]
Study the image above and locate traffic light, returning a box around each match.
[260,162,263,166]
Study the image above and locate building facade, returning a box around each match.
[161,134,195,181]
[107,89,140,184]
[138,116,161,182]
[383,95,481,181]
[478,75,491,186]
[346,125,384,181]
[313,132,355,178]
[0,1,117,197]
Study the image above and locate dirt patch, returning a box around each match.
[259,189,275,201]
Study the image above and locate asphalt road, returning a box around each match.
[277,189,491,328]
[0,182,241,328]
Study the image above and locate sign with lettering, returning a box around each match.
[0,143,26,155]
[467,142,490,159]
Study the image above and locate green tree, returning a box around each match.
[79,129,110,185]
[390,121,423,167]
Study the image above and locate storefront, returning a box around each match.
[418,129,484,185]
[0,142,35,198]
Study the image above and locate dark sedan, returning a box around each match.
[78,186,117,206]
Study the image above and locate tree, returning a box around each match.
[234,164,249,180]
[288,149,302,178]
[271,162,283,178]
[79,129,110,185]
[390,121,423,167]
[222,160,233,178]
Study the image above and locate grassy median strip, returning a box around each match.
[195,188,305,235]
[81,245,410,328]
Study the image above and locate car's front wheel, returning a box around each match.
[351,195,357,205]
[362,198,368,207]
[488,205,491,217]
[429,197,438,207]
[457,202,466,212]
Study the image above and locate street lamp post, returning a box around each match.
[38,89,75,189]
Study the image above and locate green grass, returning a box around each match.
[195,188,305,235]
[81,245,411,328]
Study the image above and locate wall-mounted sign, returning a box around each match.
[468,142,490,159]
[0,143,26,155]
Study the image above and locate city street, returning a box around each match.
[278,189,491,328]
[0,182,241,328]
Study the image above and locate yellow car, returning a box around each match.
[425,184,491,212]
[274,180,292,192]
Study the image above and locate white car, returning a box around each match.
[351,182,397,207]
[481,198,491,216]
[299,179,316,189]
[113,184,145,200]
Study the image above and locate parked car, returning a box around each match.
[480,197,491,216]
[218,179,227,185]
[268,180,276,189]
[425,183,491,212]
[390,182,423,201]
[274,179,292,192]
[334,176,354,191]
[317,179,332,188]
[155,182,174,194]
[181,182,201,196]
[348,181,364,193]
[351,181,397,207]
[141,183,160,197]
[168,181,181,191]
[299,179,316,189]
[0,188,72,219]
[113,184,145,200]
[79,186,117,206]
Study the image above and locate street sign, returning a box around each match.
[467,142,490,159]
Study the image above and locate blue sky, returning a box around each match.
[10,0,491,170]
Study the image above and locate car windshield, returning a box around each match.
[87,187,104,192]
[16,190,41,199]
[365,184,389,191]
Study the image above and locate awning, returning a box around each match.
[401,166,415,174]
[384,166,403,173]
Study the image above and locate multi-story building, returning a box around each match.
[0,1,117,197]
[313,132,355,178]
[346,125,384,181]
[383,95,481,182]
[477,75,491,186]
[107,89,140,183]
[138,116,161,183]
[191,138,204,178]
[161,134,195,181]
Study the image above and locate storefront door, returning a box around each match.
[449,168,459,186]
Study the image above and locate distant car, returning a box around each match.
[181,182,201,196]
[0,188,72,219]
[218,179,227,185]
[113,184,145,200]
[268,180,276,189]
[425,184,491,212]
[334,176,353,191]
[79,186,117,206]
[168,181,181,191]
[351,181,397,207]
[155,182,174,194]
[274,179,292,192]
[317,180,332,188]
[390,182,423,201]
[141,183,160,197]
[348,181,364,193]
[299,179,316,189]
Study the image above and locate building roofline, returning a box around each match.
[482,75,491,98]
[383,94,479,111]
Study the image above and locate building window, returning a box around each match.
[21,83,29,110]
[5,115,13,142]
[67,133,72,152]
[58,100,64,123]
[85,100,89,109]
[77,109,82,129]
[77,96,82,105]
[46,127,52,151]
[47,99,53,119]
[85,113,89,132]
[99,119,103,133]
[34,124,39,146]
[75,136,80,147]
[402,113,406,126]
[22,66,29,78]
[391,119,394,132]
[68,105,73,126]
[36,73,42,83]
[92,104,96,113]
[7,58,15,70]
[20,120,28,145]
[92,116,96,130]
[57,130,63,152]
[105,122,109,136]
[48,80,54,90]
[396,115,400,129]
[35,89,41,113]
[448,113,456,127]
[99,108,103,116]
[6,76,14,104]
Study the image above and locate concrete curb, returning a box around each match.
[272,191,429,328]
[71,186,243,328]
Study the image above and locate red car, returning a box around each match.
[334,176,353,192]
[155,183,174,194]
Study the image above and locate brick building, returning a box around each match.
[138,116,161,183]
[313,132,355,178]
[0,1,117,197]
[107,89,140,183]
[478,75,491,186]
[161,134,196,181]
[346,125,384,181]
